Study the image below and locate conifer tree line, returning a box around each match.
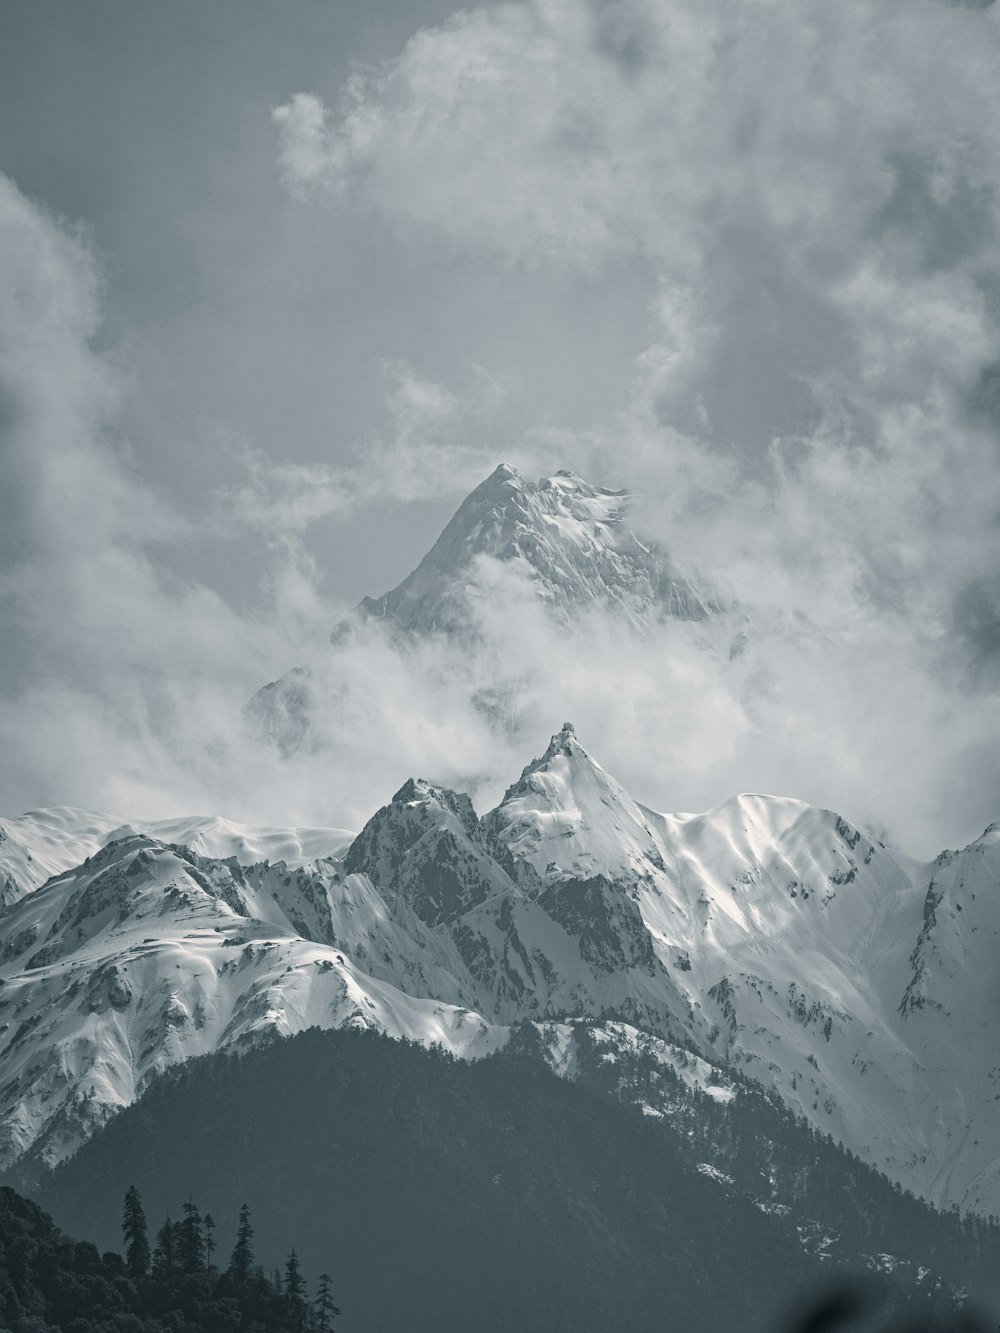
[0,1182,339,1333]
[122,1185,341,1333]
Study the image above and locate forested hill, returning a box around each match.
[26,1027,999,1333]
[0,1185,336,1333]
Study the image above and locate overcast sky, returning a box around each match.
[1,0,998,854]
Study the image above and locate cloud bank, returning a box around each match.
[266,0,1000,849]
[2,0,1000,858]
[0,175,331,819]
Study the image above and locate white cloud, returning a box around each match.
[273,0,1000,439]
[272,92,332,196]
[4,0,1000,860]
[218,357,568,543]
[263,0,1000,850]
[0,176,334,818]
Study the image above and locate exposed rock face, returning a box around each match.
[344,778,515,927]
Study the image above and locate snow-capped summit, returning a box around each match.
[247,464,734,754]
[484,722,669,888]
[352,464,722,637]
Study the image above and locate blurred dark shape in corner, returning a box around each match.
[777,1279,996,1333]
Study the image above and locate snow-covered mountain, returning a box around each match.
[0,830,501,1176]
[0,807,353,907]
[247,465,739,753]
[348,464,723,636]
[2,725,999,1220]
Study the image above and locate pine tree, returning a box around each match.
[284,1249,308,1331]
[314,1272,341,1333]
[204,1212,216,1269]
[121,1185,150,1280]
[228,1203,255,1285]
[179,1199,206,1274]
[151,1216,176,1283]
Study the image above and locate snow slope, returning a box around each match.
[0,834,498,1174]
[0,808,353,906]
[0,809,123,907]
[2,728,999,1219]
[350,465,723,636]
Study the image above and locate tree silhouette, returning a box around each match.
[284,1249,308,1331]
[121,1184,150,1279]
[228,1202,255,1285]
[2,1186,343,1333]
[314,1272,341,1333]
[151,1214,176,1283]
[180,1198,206,1274]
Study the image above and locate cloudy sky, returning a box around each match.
[1,0,998,854]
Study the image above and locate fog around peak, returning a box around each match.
[2,0,1000,856]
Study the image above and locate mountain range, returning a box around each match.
[2,462,999,1331]
[2,720,999,1224]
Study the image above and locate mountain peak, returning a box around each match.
[392,776,446,806]
[473,464,614,502]
[479,461,522,489]
[509,723,623,796]
[350,465,723,638]
[345,775,513,927]
[250,465,733,755]
[484,728,667,887]
[386,776,484,846]
[536,721,579,763]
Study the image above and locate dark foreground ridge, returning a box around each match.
[23,1027,1000,1333]
[0,1184,338,1333]
[2,1184,993,1333]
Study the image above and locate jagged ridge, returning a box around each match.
[2,727,999,1223]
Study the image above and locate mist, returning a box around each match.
[2,0,1000,858]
